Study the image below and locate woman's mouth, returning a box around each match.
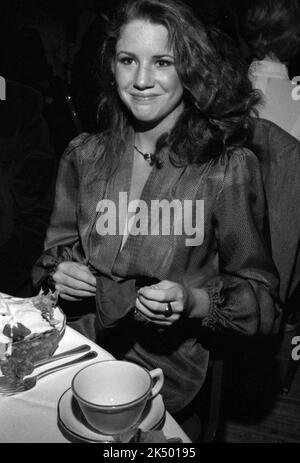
[130,94,159,103]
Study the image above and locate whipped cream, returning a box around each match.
[0,299,53,344]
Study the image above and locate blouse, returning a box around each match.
[32,133,279,413]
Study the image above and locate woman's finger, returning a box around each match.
[137,294,177,315]
[58,262,96,287]
[138,285,177,302]
[53,271,96,293]
[55,284,96,298]
[78,266,97,286]
[135,298,176,325]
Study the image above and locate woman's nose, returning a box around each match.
[133,65,154,89]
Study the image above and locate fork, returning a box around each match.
[0,350,98,395]
[0,344,91,387]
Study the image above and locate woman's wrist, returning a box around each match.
[184,286,210,320]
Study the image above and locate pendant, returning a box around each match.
[143,153,153,162]
[134,145,157,166]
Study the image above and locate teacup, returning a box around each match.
[71,360,164,435]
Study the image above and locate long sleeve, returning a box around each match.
[31,133,89,290]
[0,83,56,295]
[252,118,300,304]
[201,149,280,336]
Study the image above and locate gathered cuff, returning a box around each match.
[201,281,226,330]
[31,248,73,292]
[41,264,60,292]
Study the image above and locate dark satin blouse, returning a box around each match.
[32,133,280,413]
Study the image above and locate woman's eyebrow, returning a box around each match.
[116,51,136,57]
[152,54,174,59]
[116,51,174,59]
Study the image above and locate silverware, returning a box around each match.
[0,344,91,388]
[0,350,98,395]
[34,344,91,368]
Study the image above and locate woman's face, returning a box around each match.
[112,19,184,130]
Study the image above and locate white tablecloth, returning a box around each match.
[0,326,191,443]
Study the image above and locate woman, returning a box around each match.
[32,0,280,414]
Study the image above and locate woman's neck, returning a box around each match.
[134,131,158,154]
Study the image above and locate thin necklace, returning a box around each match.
[134,145,157,166]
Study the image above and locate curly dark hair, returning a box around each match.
[95,0,260,166]
[240,0,300,62]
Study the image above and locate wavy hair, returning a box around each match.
[95,0,260,167]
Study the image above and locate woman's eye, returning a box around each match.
[156,60,173,67]
[119,57,134,65]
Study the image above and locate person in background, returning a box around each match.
[240,0,300,331]
[32,0,279,416]
[0,79,55,297]
[240,0,300,141]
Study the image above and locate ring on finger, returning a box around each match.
[164,302,173,318]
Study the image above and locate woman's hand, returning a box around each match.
[52,262,97,301]
[136,280,210,326]
[135,280,191,326]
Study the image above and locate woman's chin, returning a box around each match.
[131,110,159,123]
[133,113,163,127]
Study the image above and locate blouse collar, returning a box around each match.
[249,60,289,80]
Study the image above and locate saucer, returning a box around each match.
[57,388,166,443]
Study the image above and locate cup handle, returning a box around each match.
[149,368,164,399]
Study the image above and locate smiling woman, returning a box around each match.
[32,0,280,418]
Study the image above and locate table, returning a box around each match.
[0,326,191,443]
